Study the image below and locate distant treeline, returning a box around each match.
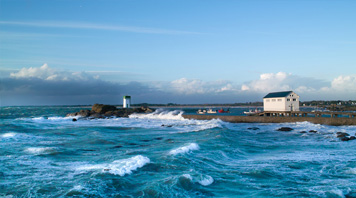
[131,100,356,111]
[301,100,356,111]
[132,102,263,107]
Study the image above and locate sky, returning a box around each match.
[1,0,356,106]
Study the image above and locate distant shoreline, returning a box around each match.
[182,115,356,126]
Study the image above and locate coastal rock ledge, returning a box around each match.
[66,104,153,119]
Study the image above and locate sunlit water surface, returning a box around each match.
[1,106,356,197]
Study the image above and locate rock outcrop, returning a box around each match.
[336,132,355,141]
[277,127,294,132]
[66,104,154,119]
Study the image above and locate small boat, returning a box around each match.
[197,109,207,114]
[244,109,261,116]
[207,109,217,114]
[218,108,230,113]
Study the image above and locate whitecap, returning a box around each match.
[71,185,83,191]
[32,117,45,120]
[1,132,16,138]
[327,189,345,198]
[77,155,150,176]
[182,174,192,180]
[180,173,214,186]
[198,175,214,186]
[169,143,200,155]
[107,155,150,176]
[25,147,56,155]
[345,168,356,175]
[129,109,185,120]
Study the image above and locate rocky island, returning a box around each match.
[66,104,154,119]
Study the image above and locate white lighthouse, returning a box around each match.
[123,95,131,108]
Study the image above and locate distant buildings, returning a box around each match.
[263,91,300,111]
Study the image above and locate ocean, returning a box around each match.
[1,106,356,197]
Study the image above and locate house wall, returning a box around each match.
[263,92,300,111]
[263,97,286,111]
[284,92,299,111]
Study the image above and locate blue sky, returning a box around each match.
[1,0,356,106]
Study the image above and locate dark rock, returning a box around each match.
[66,104,155,119]
[78,110,90,117]
[277,127,294,131]
[166,139,174,143]
[141,106,153,113]
[90,113,104,119]
[82,149,95,151]
[336,132,350,138]
[345,191,356,198]
[248,127,260,130]
[340,137,350,141]
[91,104,117,114]
[72,118,77,122]
[104,111,115,117]
[300,131,307,133]
[350,136,356,140]
[309,130,317,133]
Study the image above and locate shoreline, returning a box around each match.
[182,115,356,126]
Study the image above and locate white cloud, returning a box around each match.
[241,72,293,92]
[169,78,237,95]
[331,75,356,91]
[240,71,356,100]
[10,64,93,81]
[3,65,356,105]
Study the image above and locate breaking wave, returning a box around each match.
[1,132,16,138]
[129,109,184,120]
[180,174,214,186]
[169,143,200,155]
[77,155,150,176]
[25,147,57,155]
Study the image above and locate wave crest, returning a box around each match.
[77,155,150,176]
[25,147,57,155]
[169,143,200,155]
[1,132,16,138]
[129,109,184,120]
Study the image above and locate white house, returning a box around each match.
[123,95,131,108]
[263,91,300,111]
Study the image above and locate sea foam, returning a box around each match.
[198,175,214,186]
[77,155,150,176]
[25,147,56,155]
[169,143,200,155]
[181,174,214,186]
[1,133,16,138]
[129,109,184,120]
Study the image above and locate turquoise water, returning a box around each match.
[1,106,356,197]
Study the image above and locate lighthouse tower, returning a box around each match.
[123,96,131,108]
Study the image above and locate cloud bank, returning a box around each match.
[1,64,356,106]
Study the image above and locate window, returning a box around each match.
[293,99,296,101]
[278,99,282,102]
[272,99,276,102]
[266,99,270,102]
[287,99,290,101]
